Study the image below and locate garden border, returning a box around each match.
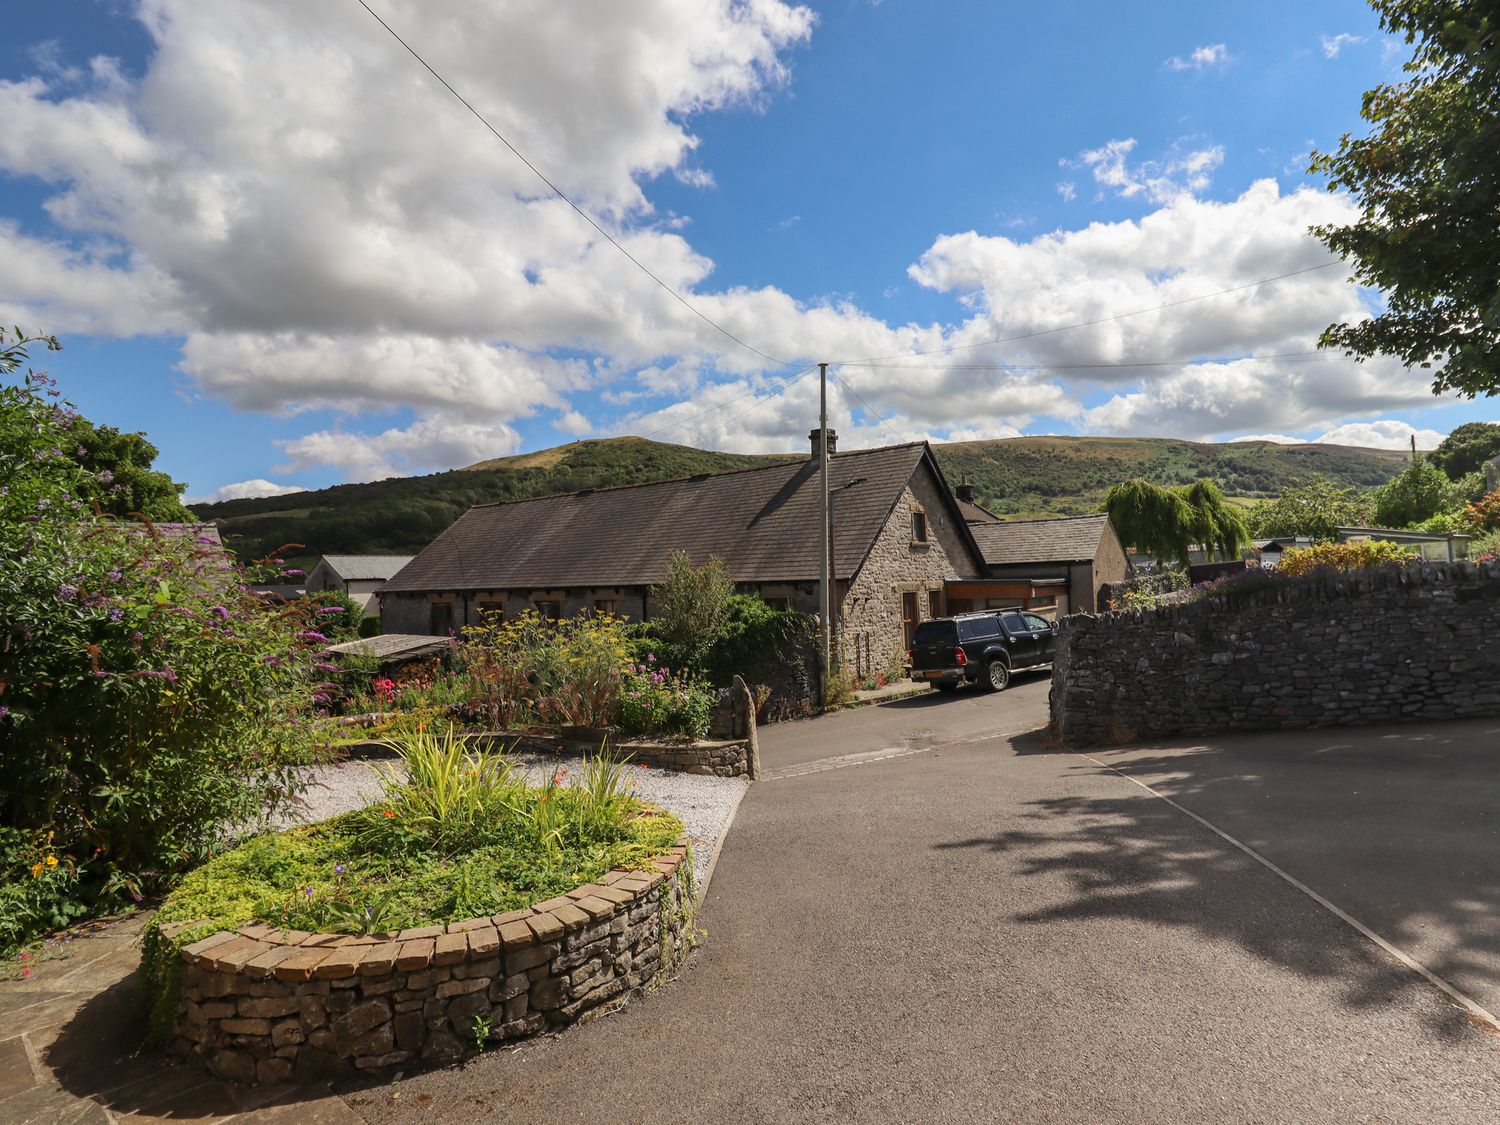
[157,842,694,1085]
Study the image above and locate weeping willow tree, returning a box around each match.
[1104,479,1250,568]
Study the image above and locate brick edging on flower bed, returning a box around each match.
[158,841,694,1085]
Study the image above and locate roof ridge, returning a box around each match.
[463,441,928,511]
[984,513,1108,527]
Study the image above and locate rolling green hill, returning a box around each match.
[937,436,1409,519]
[190,434,1410,563]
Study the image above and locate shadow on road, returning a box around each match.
[935,724,1500,1038]
[878,669,1051,710]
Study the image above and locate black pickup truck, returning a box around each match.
[908,610,1059,692]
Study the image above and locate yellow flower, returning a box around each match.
[31,863,44,878]
[45,855,58,867]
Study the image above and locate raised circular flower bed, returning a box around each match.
[157,842,693,1085]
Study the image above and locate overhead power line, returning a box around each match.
[639,364,818,441]
[831,372,909,446]
[839,349,1335,372]
[835,262,1344,364]
[695,365,822,443]
[355,0,795,371]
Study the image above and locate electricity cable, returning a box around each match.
[639,365,818,441]
[839,349,1335,372]
[693,365,822,443]
[355,0,797,371]
[830,372,910,445]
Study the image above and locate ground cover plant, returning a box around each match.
[140,727,683,1042]
[0,332,330,956]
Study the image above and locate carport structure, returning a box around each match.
[943,576,1070,617]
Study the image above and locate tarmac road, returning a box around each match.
[348,691,1500,1123]
[756,670,1053,774]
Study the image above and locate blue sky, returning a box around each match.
[1,0,1492,502]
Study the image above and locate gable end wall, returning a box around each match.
[839,469,980,677]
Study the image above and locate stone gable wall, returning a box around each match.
[1050,561,1500,747]
[162,845,693,1085]
[840,470,982,678]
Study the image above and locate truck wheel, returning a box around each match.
[984,660,1010,692]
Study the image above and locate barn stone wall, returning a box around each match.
[840,471,982,678]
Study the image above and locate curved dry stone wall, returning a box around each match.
[161,844,692,1085]
[1050,560,1500,747]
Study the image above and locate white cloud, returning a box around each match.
[909,178,1459,440]
[555,410,594,436]
[276,413,522,481]
[1227,421,1449,449]
[1056,181,1077,202]
[1074,138,1225,205]
[1227,434,1307,445]
[1321,33,1367,59]
[185,479,307,504]
[1164,43,1230,72]
[0,0,817,474]
[0,8,1460,473]
[1314,420,1445,450]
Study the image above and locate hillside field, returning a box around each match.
[191,434,1409,564]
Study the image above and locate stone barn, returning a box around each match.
[379,431,984,678]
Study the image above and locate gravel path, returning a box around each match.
[280,752,748,892]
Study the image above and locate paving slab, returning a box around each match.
[0,912,359,1124]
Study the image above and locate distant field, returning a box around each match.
[190,434,1407,562]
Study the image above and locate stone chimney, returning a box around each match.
[955,483,976,503]
[809,427,838,459]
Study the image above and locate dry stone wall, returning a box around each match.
[1050,561,1500,747]
[161,845,694,1085]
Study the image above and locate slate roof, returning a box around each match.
[318,555,416,581]
[969,514,1112,567]
[384,443,971,592]
[957,497,1001,524]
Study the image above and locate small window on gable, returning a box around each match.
[911,506,929,544]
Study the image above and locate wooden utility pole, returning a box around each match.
[819,361,831,694]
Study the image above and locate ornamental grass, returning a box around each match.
[149,726,681,948]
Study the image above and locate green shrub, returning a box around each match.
[301,589,365,641]
[1277,539,1412,576]
[1371,459,1474,528]
[460,610,631,728]
[1106,567,1188,611]
[1470,528,1499,563]
[617,660,716,738]
[646,552,735,672]
[0,830,87,954]
[702,595,815,685]
[0,349,326,952]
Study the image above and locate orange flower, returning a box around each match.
[381,808,396,819]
